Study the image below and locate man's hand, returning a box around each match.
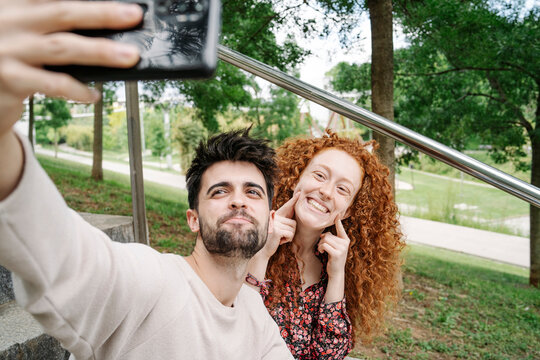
[0,0,143,200]
[259,192,300,260]
[0,0,143,136]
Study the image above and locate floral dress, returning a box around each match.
[260,251,352,360]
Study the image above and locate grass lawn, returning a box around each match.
[38,155,539,359]
[351,245,539,359]
[396,167,529,236]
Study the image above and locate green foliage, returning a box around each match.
[393,0,538,171]
[35,98,72,150]
[65,124,93,151]
[103,111,128,152]
[174,114,207,174]
[141,0,309,133]
[249,86,309,146]
[326,61,371,108]
[150,123,167,158]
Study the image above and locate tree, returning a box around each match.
[92,82,118,181]
[367,0,396,193]
[393,0,539,286]
[28,95,34,151]
[36,98,71,157]
[92,82,104,181]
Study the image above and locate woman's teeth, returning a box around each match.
[308,198,328,213]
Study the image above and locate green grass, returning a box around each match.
[37,154,194,254]
[37,155,539,360]
[396,167,529,236]
[351,245,539,360]
[410,152,531,184]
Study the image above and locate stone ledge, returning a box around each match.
[79,212,134,243]
[0,302,69,360]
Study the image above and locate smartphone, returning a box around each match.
[47,0,221,82]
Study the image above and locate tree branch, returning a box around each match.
[464,91,533,135]
[397,66,514,77]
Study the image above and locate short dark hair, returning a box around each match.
[186,128,277,210]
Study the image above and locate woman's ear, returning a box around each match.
[186,209,200,232]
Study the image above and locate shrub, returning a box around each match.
[65,124,93,151]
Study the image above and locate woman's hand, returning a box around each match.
[259,192,300,260]
[318,217,350,279]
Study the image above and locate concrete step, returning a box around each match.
[0,302,69,359]
[0,213,134,359]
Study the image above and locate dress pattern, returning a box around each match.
[261,252,352,360]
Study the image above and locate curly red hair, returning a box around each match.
[265,130,405,344]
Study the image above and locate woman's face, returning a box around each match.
[293,148,363,231]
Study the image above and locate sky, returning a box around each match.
[269,7,408,124]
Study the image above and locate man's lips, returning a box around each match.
[218,211,256,226]
[223,217,252,225]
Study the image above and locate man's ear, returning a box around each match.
[267,210,276,234]
[186,209,200,233]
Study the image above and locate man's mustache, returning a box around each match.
[217,210,257,226]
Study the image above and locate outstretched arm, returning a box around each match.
[0,0,142,200]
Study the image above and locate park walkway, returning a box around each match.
[36,146,530,269]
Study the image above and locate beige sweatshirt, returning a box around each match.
[0,133,293,360]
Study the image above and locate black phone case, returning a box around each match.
[47,0,220,82]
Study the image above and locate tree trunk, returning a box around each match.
[530,131,540,287]
[367,0,396,194]
[92,82,104,181]
[28,95,34,151]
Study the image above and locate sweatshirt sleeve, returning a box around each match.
[0,133,164,359]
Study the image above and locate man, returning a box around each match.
[0,1,292,359]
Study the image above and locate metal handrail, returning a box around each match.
[218,45,540,208]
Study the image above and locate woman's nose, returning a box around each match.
[319,182,332,199]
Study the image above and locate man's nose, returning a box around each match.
[229,193,247,209]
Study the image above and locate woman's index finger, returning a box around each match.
[334,217,347,238]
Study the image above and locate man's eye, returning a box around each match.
[211,189,227,196]
[247,189,262,197]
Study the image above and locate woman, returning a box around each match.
[247,131,404,359]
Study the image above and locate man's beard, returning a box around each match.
[199,210,268,259]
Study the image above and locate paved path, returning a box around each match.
[400,216,529,268]
[36,147,530,269]
[37,147,186,188]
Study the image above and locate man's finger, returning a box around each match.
[0,1,143,34]
[276,192,300,218]
[3,33,139,68]
[0,58,99,103]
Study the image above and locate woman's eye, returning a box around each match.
[338,186,351,195]
[314,172,325,180]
